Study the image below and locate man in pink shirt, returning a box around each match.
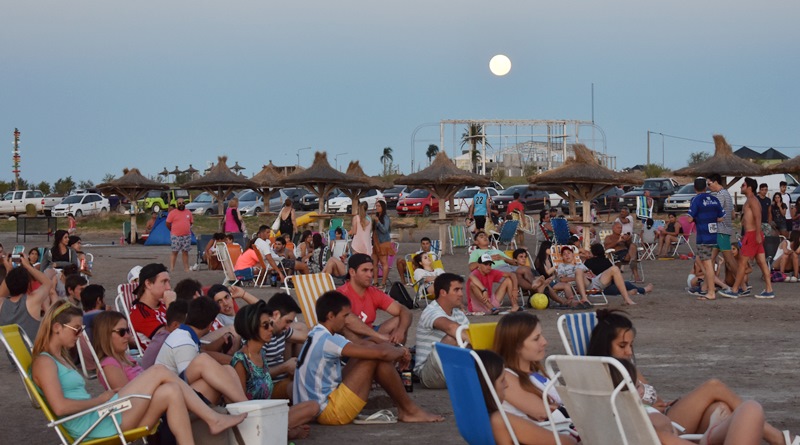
[337,253,412,345]
[165,198,194,272]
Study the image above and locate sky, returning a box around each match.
[2,0,799,185]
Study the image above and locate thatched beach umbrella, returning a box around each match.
[158,167,169,178]
[674,135,765,187]
[231,161,245,174]
[250,162,287,215]
[184,164,199,180]
[281,152,358,221]
[183,156,259,220]
[342,161,390,215]
[97,168,168,244]
[530,144,641,246]
[395,151,489,254]
[767,155,800,177]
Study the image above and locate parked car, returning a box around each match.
[663,183,697,213]
[489,181,505,190]
[185,191,236,215]
[396,189,439,217]
[51,193,110,217]
[619,178,680,213]
[0,190,61,215]
[138,189,191,213]
[327,189,385,214]
[300,189,339,211]
[730,174,798,210]
[561,187,625,215]
[493,185,551,214]
[445,187,499,214]
[382,186,408,209]
[280,188,309,210]
[238,190,265,216]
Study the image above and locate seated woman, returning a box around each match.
[771,231,799,282]
[411,252,445,297]
[687,255,733,296]
[41,230,81,277]
[657,213,683,257]
[533,241,578,308]
[32,300,246,443]
[204,233,226,271]
[587,309,790,445]
[306,232,346,277]
[68,236,91,277]
[233,240,262,283]
[557,246,635,306]
[28,247,41,270]
[297,230,315,266]
[231,301,318,440]
[474,349,577,445]
[492,312,571,426]
[584,243,654,296]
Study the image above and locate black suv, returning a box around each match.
[619,178,680,213]
[493,185,551,214]
[382,186,408,209]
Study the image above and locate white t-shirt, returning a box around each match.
[155,328,199,375]
[254,238,280,261]
[782,192,792,219]
[615,215,634,235]
[414,300,468,375]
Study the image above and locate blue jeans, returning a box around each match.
[605,281,643,295]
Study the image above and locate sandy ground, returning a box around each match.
[0,219,798,444]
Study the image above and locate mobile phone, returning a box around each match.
[11,245,24,259]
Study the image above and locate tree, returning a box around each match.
[78,179,95,189]
[688,151,710,166]
[380,147,394,176]
[37,181,51,195]
[426,144,439,165]
[54,176,76,195]
[643,163,671,178]
[102,173,116,183]
[461,124,491,173]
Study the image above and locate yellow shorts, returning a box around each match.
[317,383,366,425]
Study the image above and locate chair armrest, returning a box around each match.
[48,394,152,427]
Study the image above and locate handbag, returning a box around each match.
[271,216,281,232]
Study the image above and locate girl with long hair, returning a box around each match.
[533,241,577,305]
[41,229,80,272]
[769,192,789,237]
[350,201,373,256]
[372,200,393,288]
[31,300,246,443]
[278,198,297,241]
[224,197,244,234]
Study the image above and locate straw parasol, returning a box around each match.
[184,164,199,180]
[182,156,259,219]
[250,161,287,215]
[342,161,390,215]
[231,161,245,174]
[97,168,168,244]
[674,135,765,187]
[767,155,800,176]
[530,144,641,246]
[158,167,169,178]
[281,152,359,219]
[394,151,490,254]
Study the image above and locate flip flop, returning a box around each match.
[353,409,398,425]
[696,296,716,301]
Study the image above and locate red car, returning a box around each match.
[396,189,439,217]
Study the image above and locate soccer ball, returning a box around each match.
[530,293,549,310]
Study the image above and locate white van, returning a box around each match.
[727,173,798,209]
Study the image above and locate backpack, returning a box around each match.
[770,271,786,282]
[389,281,415,309]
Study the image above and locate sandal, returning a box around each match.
[490,307,501,315]
[353,409,398,425]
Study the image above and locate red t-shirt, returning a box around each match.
[507,200,525,215]
[166,209,193,236]
[129,301,167,350]
[337,281,395,327]
[467,268,505,313]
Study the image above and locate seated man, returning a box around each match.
[141,299,188,369]
[557,246,636,306]
[294,291,443,425]
[467,253,520,314]
[396,237,434,285]
[337,254,412,344]
[264,293,309,401]
[272,236,309,275]
[584,243,654,297]
[204,233,226,270]
[252,225,287,282]
[603,221,642,282]
[129,263,174,350]
[155,296,248,404]
[614,207,634,235]
[511,249,545,295]
[468,231,520,291]
[414,273,469,389]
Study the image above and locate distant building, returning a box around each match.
[733,146,788,167]
[454,141,615,176]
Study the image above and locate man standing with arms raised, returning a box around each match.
[721,178,775,299]
[687,178,724,301]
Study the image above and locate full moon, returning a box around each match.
[489,54,511,76]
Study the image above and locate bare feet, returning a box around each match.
[643,283,654,293]
[288,424,311,440]
[209,412,247,435]
[398,408,445,423]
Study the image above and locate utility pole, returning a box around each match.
[646,130,650,166]
[12,128,21,190]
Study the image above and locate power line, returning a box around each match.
[650,132,800,150]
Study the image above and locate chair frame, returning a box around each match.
[114,284,145,358]
[215,242,243,286]
[489,219,519,251]
[556,312,598,356]
[549,245,608,306]
[672,215,696,257]
[448,224,471,255]
[285,273,336,327]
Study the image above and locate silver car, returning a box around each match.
[238,190,265,216]
[663,183,696,212]
[185,191,235,215]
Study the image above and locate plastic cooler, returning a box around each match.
[226,399,289,445]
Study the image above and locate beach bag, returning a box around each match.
[389,281,415,309]
[271,217,281,232]
[770,271,786,282]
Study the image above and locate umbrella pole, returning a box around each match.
[438,198,447,256]
[582,200,591,250]
[130,201,138,245]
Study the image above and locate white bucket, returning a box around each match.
[226,399,289,445]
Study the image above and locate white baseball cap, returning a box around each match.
[127,265,142,283]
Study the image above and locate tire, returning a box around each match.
[255,207,262,214]
[75,210,83,217]
[422,206,431,217]
[346,205,352,214]
[205,209,214,215]
[152,204,161,214]
[100,207,108,214]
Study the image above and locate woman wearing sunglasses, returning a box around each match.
[91,311,145,390]
[31,300,246,443]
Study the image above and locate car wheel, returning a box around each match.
[75,210,83,218]
[152,204,161,213]
[422,206,431,217]
[346,205,352,214]
[205,209,214,216]
[100,207,108,214]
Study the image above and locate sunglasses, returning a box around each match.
[112,328,131,337]
[63,324,85,335]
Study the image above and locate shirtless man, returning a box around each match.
[719,177,775,299]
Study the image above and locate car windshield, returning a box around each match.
[454,189,479,199]
[193,193,213,203]
[386,186,405,194]
[335,192,347,198]
[61,195,83,204]
[676,184,695,194]
[239,191,258,201]
[499,186,525,196]
[644,181,664,191]
[407,189,429,198]
[146,190,162,198]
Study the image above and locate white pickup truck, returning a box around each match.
[0,190,63,216]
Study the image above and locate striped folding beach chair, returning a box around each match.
[557,312,598,356]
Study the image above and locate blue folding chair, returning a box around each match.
[490,219,519,251]
[551,217,571,245]
[556,312,598,356]
[437,343,519,445]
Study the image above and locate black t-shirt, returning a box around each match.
[584,257,612,276]
[757,195,771,221]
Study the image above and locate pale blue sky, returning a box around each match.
[2,0,799,184]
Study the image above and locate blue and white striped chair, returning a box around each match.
[557,312,598,356]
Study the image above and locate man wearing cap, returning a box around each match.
[467,253,519,314]
[129,263,176,350]
[166,198,193,272]
[468,231,521,291]
[336,253,412,345]
[687,177,725,301]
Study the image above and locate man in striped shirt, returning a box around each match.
[294,291,443,425]
[264,293,308,401]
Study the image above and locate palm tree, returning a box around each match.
[380,147,393,176]
[460,124,491,173]
[426,144,439,165]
